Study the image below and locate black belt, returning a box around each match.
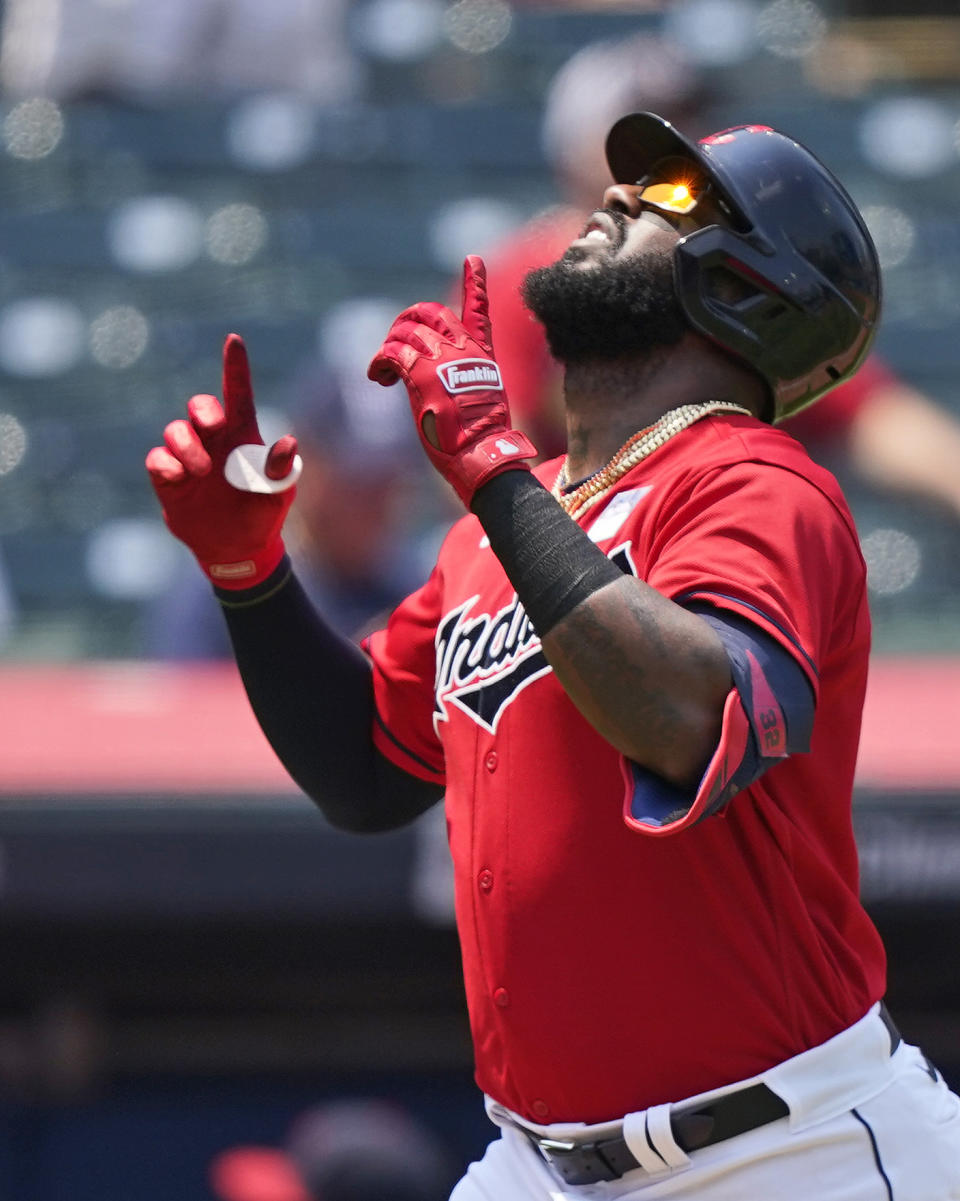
[521,1005,901,1187]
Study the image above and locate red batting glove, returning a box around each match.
[368,255,537,507]
[145,334,300,589]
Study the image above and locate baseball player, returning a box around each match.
[147,113,960,1199]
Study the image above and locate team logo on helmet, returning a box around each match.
[436,358,503,394]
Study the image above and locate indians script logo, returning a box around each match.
[433,544,636,735]
[433,594,548,735]
[436,358,503,394]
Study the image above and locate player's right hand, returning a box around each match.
[145,334,300,589]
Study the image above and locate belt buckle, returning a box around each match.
[536,1137,579,1154]
[533,1137,620,1185]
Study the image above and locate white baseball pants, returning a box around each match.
[450,1004,960,1200]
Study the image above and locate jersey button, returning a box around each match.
[493,987,510,1008]
[484,751,498,772]
[478,869,494,893]
[531,1099,550,1121]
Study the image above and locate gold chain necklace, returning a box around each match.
[551,401,752,521]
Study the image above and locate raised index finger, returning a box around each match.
[460,255,493,353]
[222,333,256,430]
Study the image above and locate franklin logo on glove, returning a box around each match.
[367,256,535,506]
[436,359,504,394]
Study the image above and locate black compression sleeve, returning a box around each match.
[215,559,443,832]
[470,470,622,637]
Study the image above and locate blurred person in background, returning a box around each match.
[481,29,960,522]
[145,359,435,660]
[481,32,710,459]
[208,1097,460,1201]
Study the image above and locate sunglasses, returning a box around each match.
[634,157,714,219]
[636,180,702,215]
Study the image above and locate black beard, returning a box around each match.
[521,241,689,364]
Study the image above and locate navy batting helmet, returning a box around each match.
[605,112,882,422]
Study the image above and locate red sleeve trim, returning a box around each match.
[620,687,750,838]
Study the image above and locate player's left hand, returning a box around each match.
[368,255,537,506]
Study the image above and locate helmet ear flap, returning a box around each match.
[674,226,868,420]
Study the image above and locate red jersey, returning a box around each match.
[484,210,895,456]
[365,413,886,1125]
